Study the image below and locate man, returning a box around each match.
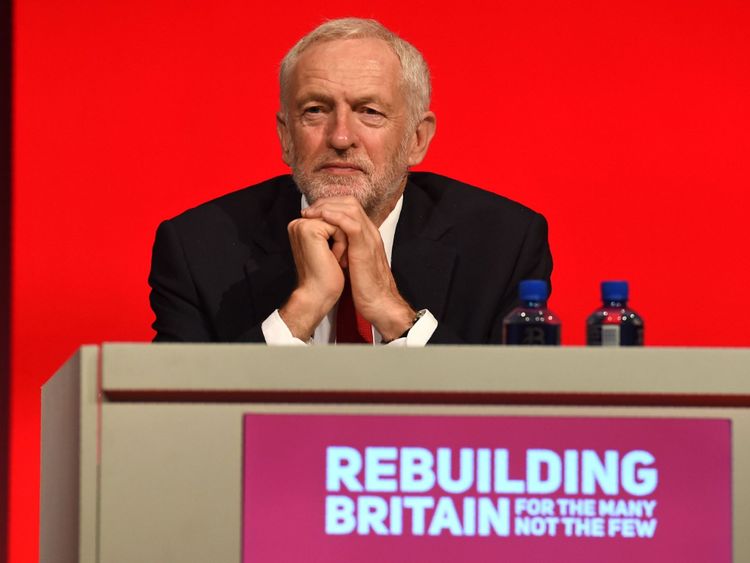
[149,18,552,345]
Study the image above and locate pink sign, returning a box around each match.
[242,415,731,562]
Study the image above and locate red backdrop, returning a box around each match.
[10,0,750,560]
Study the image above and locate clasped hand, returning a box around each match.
[279,197,415,342]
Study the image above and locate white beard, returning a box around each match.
[290,137,411,220]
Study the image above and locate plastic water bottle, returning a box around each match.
[586,281,644,346]
[503,280,561,345]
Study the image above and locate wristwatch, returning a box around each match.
[397,309,427,340]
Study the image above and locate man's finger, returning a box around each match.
[330,227,349,268]
[319,209,367,242]
[303,195,361,212]
[288,216,339,240]
[302,198,366,221]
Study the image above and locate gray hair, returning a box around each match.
[279,18,431,127]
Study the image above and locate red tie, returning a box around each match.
[336,274,373,343]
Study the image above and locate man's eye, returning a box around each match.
[304,106,323,114]
[361,107,382,116]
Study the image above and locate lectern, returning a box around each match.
[40,344,750,562]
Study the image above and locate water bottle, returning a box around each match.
[586,281,644,346]
[503,280,561,345]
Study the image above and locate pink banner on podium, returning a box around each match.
[242,414,731,563]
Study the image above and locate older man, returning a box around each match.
[149,18,552,345]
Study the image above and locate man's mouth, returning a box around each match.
[316,162,365,175]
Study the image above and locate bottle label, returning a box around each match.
[504,324,561,345]
[587,323,644,346]
[601,325,620,346]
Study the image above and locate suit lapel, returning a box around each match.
[243,181,299,319]
[392,179,456,320]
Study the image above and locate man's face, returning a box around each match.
[278,38,414,220]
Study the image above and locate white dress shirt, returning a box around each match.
[261,194,438,346]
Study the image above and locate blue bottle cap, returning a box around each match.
[519,280,548,301]
[601,281,629,301]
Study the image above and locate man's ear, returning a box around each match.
[276,111,293,166]
[407,111,437,167]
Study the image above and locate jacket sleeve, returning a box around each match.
[149,220,269,343]
[148,220,215,342]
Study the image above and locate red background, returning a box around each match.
[10,0,750,560]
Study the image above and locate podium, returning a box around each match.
[40,344,750,562]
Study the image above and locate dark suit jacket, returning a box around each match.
[149,172,552,344]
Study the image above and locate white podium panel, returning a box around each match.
[40,344,750,562]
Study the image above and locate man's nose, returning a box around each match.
[327,109,358,151]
